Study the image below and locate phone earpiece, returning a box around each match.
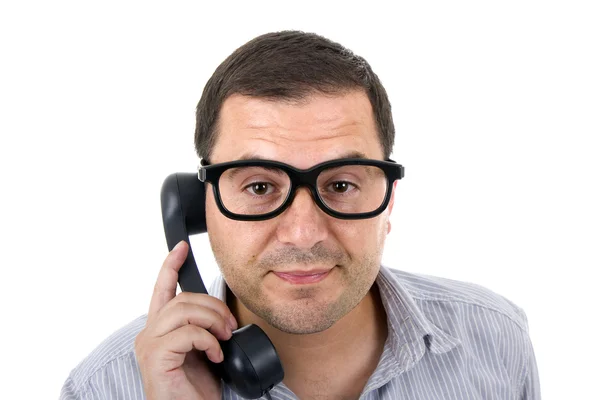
[160,173,284,399]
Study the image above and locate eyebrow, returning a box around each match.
[224,158,287,181]
[224,151,374,181]
[236,151,369,162]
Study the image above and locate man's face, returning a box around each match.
[205,90,396,334]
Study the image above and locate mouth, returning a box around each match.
[273,267,334,285]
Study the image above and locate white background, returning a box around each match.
[1,1,598,398]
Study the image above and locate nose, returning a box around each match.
[275,186,329,249]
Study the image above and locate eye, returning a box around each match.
[245,182,273,196]
[329,181,358,194]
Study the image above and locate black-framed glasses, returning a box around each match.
[197,157,404,221]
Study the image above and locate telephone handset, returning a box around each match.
[160,172,284,399]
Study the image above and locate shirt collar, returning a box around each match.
[376,266,461,358]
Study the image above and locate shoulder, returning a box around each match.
[385,267,529,332]
[61,315,147,398]
[384,268,539,395]
[381,268,539,396]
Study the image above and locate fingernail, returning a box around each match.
[229,314,238,330]
[173,241,185,252]
[219,348,224,362]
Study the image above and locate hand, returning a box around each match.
[134,241,238,400]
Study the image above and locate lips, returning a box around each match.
[273,268,333,284]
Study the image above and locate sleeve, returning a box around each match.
[59,376,79,400]
[515,307,541,400]
[520,334,541,400]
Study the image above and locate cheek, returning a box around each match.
[334,216,388,257]
[206,190,273,267]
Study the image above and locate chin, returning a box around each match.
[253,295,350,334]
[267,313,337,335]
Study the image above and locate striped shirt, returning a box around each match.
[60,266,541,399]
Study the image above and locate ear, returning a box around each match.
[386,180,398,234]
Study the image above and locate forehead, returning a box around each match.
[211,90,383,167]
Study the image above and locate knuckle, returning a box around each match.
[176,291,195,303]
[171,300,189,314]
[189,324,213,342]
[158,294,185,315]
[183,323,202,335]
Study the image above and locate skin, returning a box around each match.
[206,90,397,398]
[135,89,397,400]
[136,241,233,399]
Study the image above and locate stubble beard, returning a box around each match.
[213,244,382,335]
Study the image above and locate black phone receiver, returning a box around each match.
[160,172,284,399]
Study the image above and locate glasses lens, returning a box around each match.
[316,165,388,214]
[218,166,291,215]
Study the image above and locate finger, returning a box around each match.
[148,240,189,317]
[148,301,233,341]
[163,324,224,364]
[161,292,238,331]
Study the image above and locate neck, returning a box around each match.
[227,284,388,398]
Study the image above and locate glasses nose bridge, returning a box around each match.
[287,169,321,205]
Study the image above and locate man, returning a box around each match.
[60,31,540,399]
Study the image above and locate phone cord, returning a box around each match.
[265,391,273,400]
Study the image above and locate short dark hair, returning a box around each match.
[194,30,395,161]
